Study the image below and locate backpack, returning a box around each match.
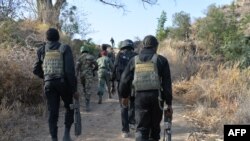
[42,44,65,77]
[132,54,161,91]
[115,50,136,81]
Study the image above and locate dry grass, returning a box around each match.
[0,46,46,140]
[158,39,250,136]
[174,65,250,134]
[157,39,201,82]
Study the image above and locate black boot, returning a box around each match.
[98,95,102,104]
[86,99,90,112]
[51,137,58,141]
[63,128,72,141]
[108,90,112,99]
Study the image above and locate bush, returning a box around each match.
[0,47,43,106]
[174,64,250,133]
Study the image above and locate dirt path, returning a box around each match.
[24,80,194,141]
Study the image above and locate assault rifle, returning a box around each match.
[163,108,172,141]
[70,98,82,136]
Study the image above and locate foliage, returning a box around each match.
[194,3,250,68]
[0,20,24,45]
[0,48,43,106]
[169,11,191,40]
[83,38,100,57]
[156,11,167,41]
[0,0,22,20]
[60,3,79,38]
[195,4,226,54]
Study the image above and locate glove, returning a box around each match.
[165,105,173,118]
[73,92,79,100]
[121,98,129,107]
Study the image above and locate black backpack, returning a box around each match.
[115,50,136,81]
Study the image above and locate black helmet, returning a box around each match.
[120,39,134,49]
[143,35,158,48]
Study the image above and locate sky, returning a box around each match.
[67,0,234,45]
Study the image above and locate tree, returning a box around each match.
[0,0,22,20]
[156,10,167,41]
[171,11,191,40]
[36,0,66,28]
[60,4,79,38]
[195,4,226,54]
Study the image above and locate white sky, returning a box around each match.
[67,0,234,45]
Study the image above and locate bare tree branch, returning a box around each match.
[54,0,66,10]
[142,0,158,5]
[99,0,125,9]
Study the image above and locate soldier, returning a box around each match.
[33,28,78,141]
[112,39,137,138]
[96,50,114,103]
[76,46,98,112]
[119,35,173,141]
[107,46,116,63]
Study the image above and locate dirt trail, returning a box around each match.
[24,80,193,141]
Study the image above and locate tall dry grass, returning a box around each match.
[159,39,250,136]
[0,46,46,140]
[175,65,250,133]
[157,39,201,82]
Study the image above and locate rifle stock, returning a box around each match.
[70,98,82,136]
[163,108,172,141]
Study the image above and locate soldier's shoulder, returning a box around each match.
[157,54,169,64]
[60,44,71,52]
[37,45,45,54]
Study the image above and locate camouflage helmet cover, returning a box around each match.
[80,46,89,53]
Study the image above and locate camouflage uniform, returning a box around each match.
[96,52,114,103]
[76,52,97,110]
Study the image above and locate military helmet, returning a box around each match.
[80,46,89,53]
[143,35,158,48]
[120,39,134,49]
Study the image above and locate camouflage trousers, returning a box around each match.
[80,75,93,101]
[97,69,111,96]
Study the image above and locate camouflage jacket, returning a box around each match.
[96,56,114,73]
[76,53,98,77]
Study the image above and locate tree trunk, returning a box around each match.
[36,0,66,29]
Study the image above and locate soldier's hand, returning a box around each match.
[165,105,173,118]
[73,92,79,100]
[121,98,129,107]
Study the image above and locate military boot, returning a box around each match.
[63,128,72,141]
[86,99,90,112]
[98,95,102,104]
[52,138,58,141]
[108,90,112,99]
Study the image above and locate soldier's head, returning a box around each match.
[120,39,134,50]
[46,28,60,42]
[101,44,110,51]
[143,35,158,49]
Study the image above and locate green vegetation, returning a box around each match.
[169,11,191,40]
[156,11,167,41]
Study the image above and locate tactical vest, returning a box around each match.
[42,44,64,77]
[133,54,161,91]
